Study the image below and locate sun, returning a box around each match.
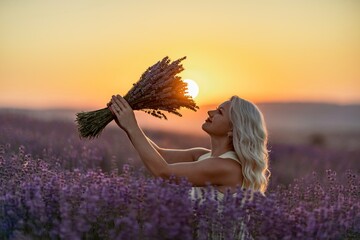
[183,79,199,98]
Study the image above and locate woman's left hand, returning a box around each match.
[108,95,138,132]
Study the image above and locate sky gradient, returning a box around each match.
[1,0,359,109]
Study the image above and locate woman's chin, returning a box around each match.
[201,122,209,133]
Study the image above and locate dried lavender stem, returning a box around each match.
[76,56,198,139]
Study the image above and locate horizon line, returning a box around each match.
[1,100,360,111]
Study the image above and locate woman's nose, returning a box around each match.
[207,110,215,117]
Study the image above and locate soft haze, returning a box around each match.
[1,0,359,109]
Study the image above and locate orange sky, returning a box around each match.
[0,0,359,109]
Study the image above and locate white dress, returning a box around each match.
[189,151,252,240]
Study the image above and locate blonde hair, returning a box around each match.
[229,96,270,194]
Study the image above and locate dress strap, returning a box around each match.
[197,152,211,161]
[218,151,241,164]
[197,151,241,165]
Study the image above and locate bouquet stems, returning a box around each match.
[76,56,199,139]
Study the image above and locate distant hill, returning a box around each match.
[0,108,78,122]
[255,102,360,150]
[258,102,360,131]
[1,102,360,150]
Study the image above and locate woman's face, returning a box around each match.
[202,100,232,136]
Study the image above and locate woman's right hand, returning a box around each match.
[107,95,138,132]
[107,100,121,127]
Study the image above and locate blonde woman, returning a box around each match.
[108,94,270,199]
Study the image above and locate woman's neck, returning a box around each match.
[209,135,234,157]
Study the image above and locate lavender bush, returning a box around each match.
[1,113,359,239]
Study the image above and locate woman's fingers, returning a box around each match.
[111,95,132,113]
[108,95,136,131]
[111,95,123,111]
[113,95,130,110]
[117,95,131,109]
[110,94,132,117]
[112,95,121,107]
[108,105,115,115]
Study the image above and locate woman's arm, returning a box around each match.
[127,125,237,186]
[147,136,210,164]
[108,96,209,164]
[109,95,237,186]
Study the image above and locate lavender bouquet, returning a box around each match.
[76,56,199,139]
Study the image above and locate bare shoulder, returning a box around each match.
[164,155,242,186]
[190,147,210,161]
[199,157,242,185]
[200,157,241,170]
[220,158,242,171]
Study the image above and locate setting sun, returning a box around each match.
[183,79,199,99]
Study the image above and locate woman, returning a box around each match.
[108,94,270,199]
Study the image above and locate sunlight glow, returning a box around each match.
[1,1,359,108]
[183,79,199,99]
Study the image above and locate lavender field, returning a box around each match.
[0,112,359,239]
